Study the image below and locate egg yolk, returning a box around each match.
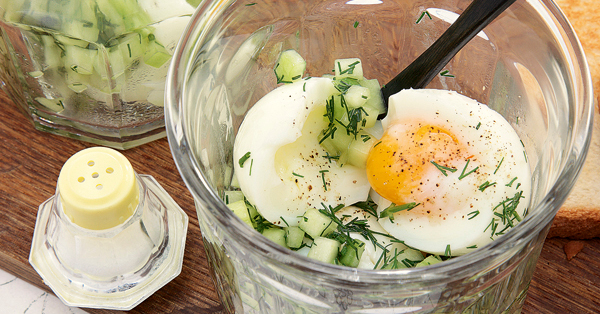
[366,122,470,206]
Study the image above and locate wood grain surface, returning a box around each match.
[0,91,599,313]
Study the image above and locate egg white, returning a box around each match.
[374,89,531,256]
[233,78,371,227]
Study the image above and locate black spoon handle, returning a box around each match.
[380,0,516,104]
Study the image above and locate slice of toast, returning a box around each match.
[548,0,600,238]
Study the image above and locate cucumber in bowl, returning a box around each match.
[0,0,198,113]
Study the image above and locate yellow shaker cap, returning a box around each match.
[58,147,139,230]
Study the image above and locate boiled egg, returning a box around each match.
[233,78,371,227]
[366,89,531,256]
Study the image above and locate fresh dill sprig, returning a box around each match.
[478,181,496,192]
[352,195,379,218]
[468,210,480,220]
[380,202,420,221]
[505,177,517,187]
[494,157,504,174]
[458,159,479,180]
[416,10,432,24]
[430,161,457,176]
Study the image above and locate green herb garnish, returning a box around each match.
[478,181,496,192]
[468,210,480,220]
[416,10,432,24]
[319,170,329,191]
[380,202,420,221]
[430,161,457,176]
[292,172,304,178]
[239,152,251,167]
[467,245,478,249]
[494,157,504,174]
[440,70,455,77]
[445,244,451,257]
[505,177,517,187]
[476,122,481,130]
[458,159,479,180]
[353,21,359,28]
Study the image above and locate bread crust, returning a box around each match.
[548,0,600,238]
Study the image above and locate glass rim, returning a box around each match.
[165,0,594,284]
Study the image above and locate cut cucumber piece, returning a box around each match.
[359,78,385,115]
[346,131,376,168]
[35,97,65,113]
[299,208,337,239]
[339,239,365,267]
[307,237,340,264]
[285,226,305,249]
[334,58,363,80]
[274,49,306,84]
[227,200,253,227]
[64,45,95,75]
[144,39,171,68]
[262,228,288,248]
[344,85,370,109]
[416,255,443,267]
[223,191,245,205]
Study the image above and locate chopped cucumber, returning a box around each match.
[308,237,340,264]
[416,255,443,267]
[334,58,363,80]
[35,97,65,113]
[339,239,365,267]
[227,200,253,227]
[144,39,172,68]
[274,49,306,84]
[299,208,337,239]
[285,226,305,249]
[223,191,245,205]
[359,78,385,115]
[344,85,370,109]
[346,131,376,168]
[65,46,95,75]
[262,228,288,248]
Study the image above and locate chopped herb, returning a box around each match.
[478,181,496,192]
[319,170,329,191]
[516,116,520,124]
[458,159,479,180]
[239,152,251,167]
[445,244,451,257]
[338,60,361,75]
[303,82,306,92]
[353,21,359,28]
[292,172,304,178]
[467,245,478,249]
[523,150,527,162]
[362,95,368,99]
[468,210,480,220]
[361,134,371,142]
[246,2,256,6]
[440,70,455,77]
[127,44,132,58]
[225,194,229,204]
[249,159,253,175]
[352,196,379,218]
[416,10,432,24]
[505,177,517,187]
[291,74,301,80]
[494,157,504,174]
[374,140,382,147]
[323,152,340,162]
[430,161,457,176]
[280,216,289,227]
[516,183,521,189]
[476,122,481,130]
[380,202,420,220]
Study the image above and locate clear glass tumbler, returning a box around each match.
[165,0,594,313]
[0,0,199,149]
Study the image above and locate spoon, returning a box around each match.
[380,0,517,107]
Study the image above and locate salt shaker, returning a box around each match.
[29,147,188,310]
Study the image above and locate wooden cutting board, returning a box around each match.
[0,91,599,313]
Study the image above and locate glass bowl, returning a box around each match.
[0,0,200,149]
[165,0,594,313]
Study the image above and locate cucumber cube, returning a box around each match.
[227,200,253,227]
[299,208,337,239]
[144,40,172,68]
[362,105,379,129]
[65,46,95,75]
[262,228,288,248]
[308,237,340,264]
[347,132,376,168]
[344,85,370,109]
[274,49,306,84]
[223,191,245,205]
[334,58,363,80]
[285,226,305,249]
[359,78,385,115]
[416,255,443,267]
[339,239,365,267]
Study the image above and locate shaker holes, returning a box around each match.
[78,177,85,183]
[92,172,99,178]
[88,161,95,166]
[106,167,114,174]
[96,184,103,190]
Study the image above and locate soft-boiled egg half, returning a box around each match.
[233,77,371,227]
[367,89,531,256]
